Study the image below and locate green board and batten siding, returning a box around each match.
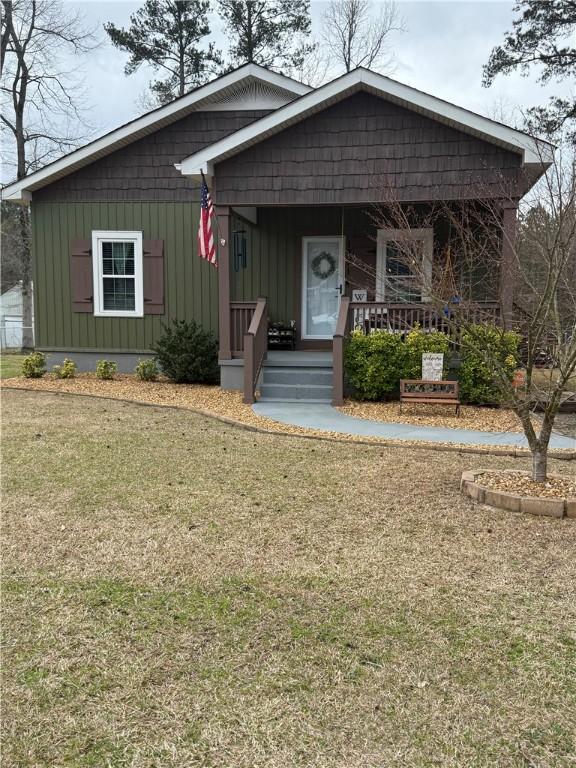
[32,201,218,351]
[32,200,497,354]
[230,207,366,324]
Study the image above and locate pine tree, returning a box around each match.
[483,0,576,141]
[217,0,315,73]
[105,0,222,105]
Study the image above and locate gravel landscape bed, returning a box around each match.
[461,469,576,519]
[2,374,575,456]
[478,471,576,499]
[338,399,525,433]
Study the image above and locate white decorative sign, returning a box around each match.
[422,353,444,381]
[352,289,368,302]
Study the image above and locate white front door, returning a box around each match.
[301,236,344,339]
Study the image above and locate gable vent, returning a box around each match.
[197,77,299,112]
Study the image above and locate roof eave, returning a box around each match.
[179,67,556,178]
[1,63,312,204]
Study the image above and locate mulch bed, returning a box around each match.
[478,471,576,500]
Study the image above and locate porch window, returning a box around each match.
[376,228,433,303]
[91,231,144,317]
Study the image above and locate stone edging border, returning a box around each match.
[3,384,576,460]
[461,469,576,519]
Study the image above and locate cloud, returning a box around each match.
[26,0,576,139]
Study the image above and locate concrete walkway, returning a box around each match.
[252,401,576,449]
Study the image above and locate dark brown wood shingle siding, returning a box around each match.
[215,93,524,205]
[34,111,270,202]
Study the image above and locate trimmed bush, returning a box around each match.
[344,330,407,400]
[22,351,46,379]
[459,324,520,404]
[135,358,158,382]
[403,326,450,380]
[52,358,77,379]
[344,328,452,401]
[95,360,118,380]
[152,320,219,384]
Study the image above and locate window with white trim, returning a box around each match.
[92,231,144,317]
[376,228,433,303]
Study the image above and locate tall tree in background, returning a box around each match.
[1,0,96,350]
[217,0,315,73]
[105,0,222,105]
[483,0,576,142]
[322,0,403,74]
[0,202,26,291]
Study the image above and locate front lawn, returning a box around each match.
[0,354,25,379]
[2,390,576,767]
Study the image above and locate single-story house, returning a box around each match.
[2,64,552,404]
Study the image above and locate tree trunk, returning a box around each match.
[532,450,548,483]
[246,2,253,62]
[18,206,33,350]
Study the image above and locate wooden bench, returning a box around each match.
[400,379,461,416]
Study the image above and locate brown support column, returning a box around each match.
[500,200,519,329]
[216,205,231,359]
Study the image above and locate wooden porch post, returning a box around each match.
[499,200,518,329]
[216,205,231,359]
[332,296,350,406]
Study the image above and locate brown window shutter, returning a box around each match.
[143,239,165,315]
[70,238,93,313]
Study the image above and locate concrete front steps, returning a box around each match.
[258,352,333,403]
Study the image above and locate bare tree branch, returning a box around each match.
[346,149,575,480]
[1,0,99,350]
[321,0,404,74]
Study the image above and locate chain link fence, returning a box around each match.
[0,323,35,351]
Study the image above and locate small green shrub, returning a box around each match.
[402,326,451,379]
[344,330,407,400]
[459,324,520,404]
[344,327,453,400]
[52,358,77,379]
[152,320,219,384]
[95,360,118,380]
[22,352,46,379]
[135,358,158,382]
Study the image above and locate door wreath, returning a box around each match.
[311,251,337,280]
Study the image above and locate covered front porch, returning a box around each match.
[215,203,514,404]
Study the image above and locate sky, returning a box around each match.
[70,0,572,141]
[3,0,573,175]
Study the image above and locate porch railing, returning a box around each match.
[332,296,351,407]
[243,297,268,405]
[349,302,500,335]
[231,301,257,356]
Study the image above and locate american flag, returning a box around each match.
[198,174,217,267]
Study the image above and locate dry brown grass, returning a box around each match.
[4,375,572,455]
[2,390,576,767]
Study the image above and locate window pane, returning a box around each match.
[102,241,135,276]
[385,242,421,302]
[103,277,136,311]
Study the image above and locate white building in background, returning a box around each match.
[0,282,34,349]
